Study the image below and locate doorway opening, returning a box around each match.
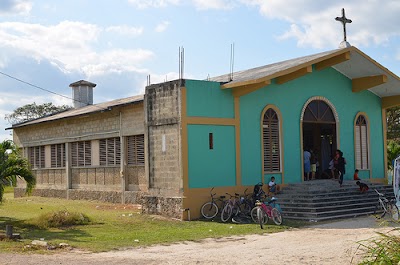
[302,100,337,179]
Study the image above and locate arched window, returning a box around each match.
[355,114,369,170]
[263,108,281,172]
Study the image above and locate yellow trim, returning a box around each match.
[260,105,284,184]
[382,95,400,109]
[382,109,388,180]
[352,75,387,93]
[353,112,372,179]
[220,47,355,90]
[186,117,236,126]
[315,52,350,71]
[232,81,271,97]
[234,97,241,185]
[181,87,189,198]
[276,66,312,85]
[221,76,271,89]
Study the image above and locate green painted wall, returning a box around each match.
[185,79,235,118]
[184,67,385,188]
[187,125,236,188]
[240,67,384,184]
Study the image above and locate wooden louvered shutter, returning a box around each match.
[51,144,65,167]
[71,142,78,167]
[100,139,107,166]
[100,138,121,166]
[355,115,369,169]
[84,141,91,166]
[128,135,145,165]
[263,109,280,172]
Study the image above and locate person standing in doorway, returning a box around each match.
[310,150,318,180]
[336,149,346,187]
[304,148,311,181]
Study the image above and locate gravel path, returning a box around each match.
[1,216,398,265]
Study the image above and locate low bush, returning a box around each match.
[358,228,400,264]
[34,210,91,229]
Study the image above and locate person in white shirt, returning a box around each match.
[268,176,280,195]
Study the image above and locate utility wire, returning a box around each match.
[0,70,107,111]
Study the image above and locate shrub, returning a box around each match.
[35,210,91,229]
[358,228,400,264]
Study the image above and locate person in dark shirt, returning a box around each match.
[356,181,369,193]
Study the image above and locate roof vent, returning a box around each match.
[69,80,96,108]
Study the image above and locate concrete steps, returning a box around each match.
[275,179,394,222]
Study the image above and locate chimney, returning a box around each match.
[69,80,96,108]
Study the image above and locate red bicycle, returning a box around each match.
[252,199,283,229]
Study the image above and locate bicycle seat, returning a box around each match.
[220,195,226,199]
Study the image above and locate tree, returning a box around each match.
[0,140,35,202]
[5,102,71,125]
[387,140,400,170]
[387,106,400,141]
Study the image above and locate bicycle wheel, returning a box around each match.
[251,206,268,224]
[257,207,265,229]
[221,204,233,222]
[200,202,218,219]
[388,202,399,221]
[271,208,283,225]
[240,202,252,216]
[374,201,385,218]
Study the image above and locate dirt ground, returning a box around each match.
[0,215,398,265]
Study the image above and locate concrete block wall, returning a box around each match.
[33,168,66,189]
[146,80,183,198]
[13,103,144,147]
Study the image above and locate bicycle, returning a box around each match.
[239,188,254,215]
[220,192,242,222]
[200,187,226,219]
[373,189,399,221]
[251,198,283,229]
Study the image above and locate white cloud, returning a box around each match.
[106,25,144,37]
[155,21,170,32]
[0,0,32,15]
[0,21,154,77]
[128,0,180,9]
[192,0,236,10]
[240,0,400,49]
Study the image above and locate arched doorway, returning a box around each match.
[302,99,338,179]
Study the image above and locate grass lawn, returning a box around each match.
[0,188,301,253]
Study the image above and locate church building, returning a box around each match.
[9,44,400,219]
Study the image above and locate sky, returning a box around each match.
[1,0,400,141]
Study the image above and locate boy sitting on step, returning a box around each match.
[268,176,281,195]
[356,180,369,193]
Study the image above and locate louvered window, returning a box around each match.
[263,108,281,172]
[99,137,121,166]
[127,134,145,165]
[51,144,65,167]
[355,115,369,169]
[71,141,92,167]
[28,146,45,169]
